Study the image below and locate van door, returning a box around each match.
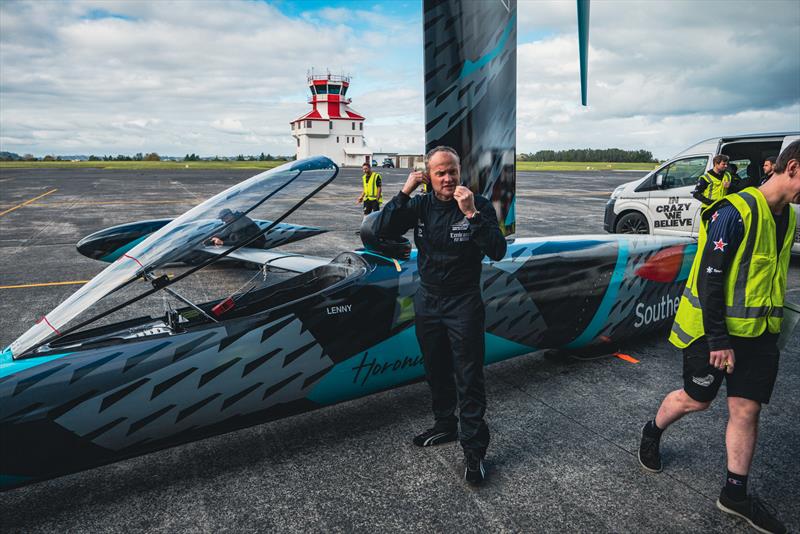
[647,155,709,236]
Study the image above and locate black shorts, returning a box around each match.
[683,335,780,404]
[363,200,381,215]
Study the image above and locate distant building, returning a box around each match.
[290,73,371,167]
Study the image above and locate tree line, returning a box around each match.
[0,151,293,162]
[518,148,657,163]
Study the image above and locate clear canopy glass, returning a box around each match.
[8,156,337,358]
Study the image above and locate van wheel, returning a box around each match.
[616,212,648,234]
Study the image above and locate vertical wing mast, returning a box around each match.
[423,0,518,236]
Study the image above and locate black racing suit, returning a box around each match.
[375,190,506,457]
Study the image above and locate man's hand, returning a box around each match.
[453,185,477,218]
[402,171,427,195]
[210,237,224,246]
[356,193,364,204]
[710,348,735,374]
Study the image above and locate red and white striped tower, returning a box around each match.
[290,73,371,167]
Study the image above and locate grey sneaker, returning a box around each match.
[716,489,786,534]
[638,423,662,473]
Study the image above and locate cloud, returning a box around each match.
[0,0,421,157]
[211,118,247,134]
[514,0,800,157]
[0,0,797,160]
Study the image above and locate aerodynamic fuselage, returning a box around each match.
[0,234,694,490]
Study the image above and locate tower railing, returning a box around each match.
[307,73,351,84]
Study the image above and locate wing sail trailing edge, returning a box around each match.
[423,0,517,236]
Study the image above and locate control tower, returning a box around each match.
[290,73,371,167]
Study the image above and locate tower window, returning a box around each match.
[306,120,311,128]
[352,122,355,130]
[329,122,333,130]
[360,123,363,130]
[296,138,299,147]
[336,137,339,143]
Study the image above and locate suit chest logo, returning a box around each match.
[450,217,470,242]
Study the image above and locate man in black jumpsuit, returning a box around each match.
[374,146,506,484]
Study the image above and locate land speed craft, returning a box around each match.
[0,156,697,490]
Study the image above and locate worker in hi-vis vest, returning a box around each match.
[357,161,383,218]
[638,140,800,534]
[692,154,734,206]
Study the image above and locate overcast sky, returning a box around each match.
[1,0,798,159]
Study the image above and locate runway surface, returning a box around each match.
[1,166,798,533]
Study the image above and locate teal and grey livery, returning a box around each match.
[77,218,326,263]
[0,165,695,488]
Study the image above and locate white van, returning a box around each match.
[604,132,800,253]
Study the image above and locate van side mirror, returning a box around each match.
[655,174,664,188]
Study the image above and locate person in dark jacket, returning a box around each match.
[209,208,267,248]
[761,156,777,185]
[373,145,506,485]
[730,156,778,194]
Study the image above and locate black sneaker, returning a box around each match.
[464,452,486,485]
[412,427,457,447]
[716,489,786,534]
[638,423,663,473]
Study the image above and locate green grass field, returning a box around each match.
[515,161,658,171]
[0,160,659,172]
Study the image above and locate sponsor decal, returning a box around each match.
[711,211,719,223]
[706,266,722,274]
[692,374,715,387]
[416,220,425,238]
[634,295,681,328]
[713,238,727,252]
[654,199,692,228]
[449,218,470,242]
[350,351,423,386]
[326,304,352,315]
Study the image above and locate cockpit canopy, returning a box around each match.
[8,156,338,358]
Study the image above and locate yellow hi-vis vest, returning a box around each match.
[669,187,796,348]
[362,172,383,202]
[699,171,733,202]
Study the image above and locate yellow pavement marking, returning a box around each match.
[0,280,90,290]
[38,199,193,207]
[0,189,58,217]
